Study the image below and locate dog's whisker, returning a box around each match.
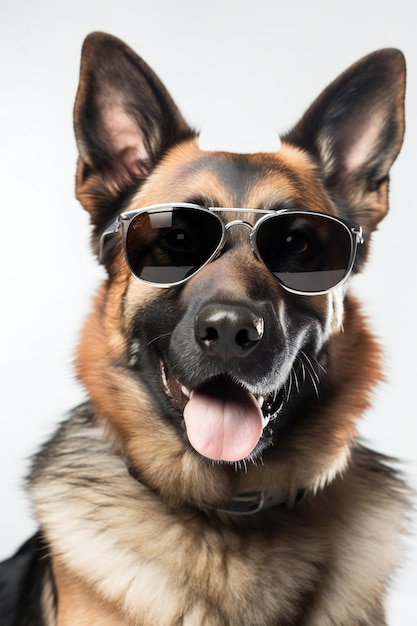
[282,378,288,400]
[300,359,307,385]
[286,370,293,402]
[310,374,320,399]
[128,332,173,365]
[312,355,327,375]
[145,332,172,349]
[300,351,321,385]
[300,351,320,399]
[293,367,300,394]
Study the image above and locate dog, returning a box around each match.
[0,32,409,625]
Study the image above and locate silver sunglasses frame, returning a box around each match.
[99,203,363,295]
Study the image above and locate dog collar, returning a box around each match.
[201,488,306,516]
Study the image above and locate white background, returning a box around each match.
[1,1,416,622]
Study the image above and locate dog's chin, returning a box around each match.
[159,359,284,464]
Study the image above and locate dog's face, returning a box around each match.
[73,34,405,508]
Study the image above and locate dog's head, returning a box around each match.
[73,33,405,508]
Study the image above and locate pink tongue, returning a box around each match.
[183,379,263,462]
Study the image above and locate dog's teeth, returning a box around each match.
[160,362,169,391]
[181,386,191,398]
[261,414,271,429]
[256,395,265,408]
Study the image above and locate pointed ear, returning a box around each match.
[282,49,406,237]
[74,32,196,234]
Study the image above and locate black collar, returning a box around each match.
[207,488,306,515]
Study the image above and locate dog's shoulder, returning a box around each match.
[320,443,409,561]
[301,444,409,624]
[342,443,410,522]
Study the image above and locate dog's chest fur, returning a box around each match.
[30,407,406,626]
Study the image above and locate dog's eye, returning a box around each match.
[164,228,195,252]
[284,230,311,254]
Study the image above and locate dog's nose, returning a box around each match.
[195,303,264,360]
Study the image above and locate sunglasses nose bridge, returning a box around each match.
[224,219,253,232]
[223,220,254,246]
[220,219,258,260]
[207,219,256,268]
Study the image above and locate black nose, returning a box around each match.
[195,303,264,360]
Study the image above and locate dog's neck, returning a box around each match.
[125,450,305,516]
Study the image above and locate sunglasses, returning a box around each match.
[100,203,363,295]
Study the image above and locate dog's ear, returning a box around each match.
[74,32,195,234]
[282,49,406,237]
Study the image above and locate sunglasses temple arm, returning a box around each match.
[99,217,121,264]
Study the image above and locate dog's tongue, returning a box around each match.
[183,379,263,462]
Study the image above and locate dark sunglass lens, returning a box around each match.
[125,208,223,284]
[256,213,352,292]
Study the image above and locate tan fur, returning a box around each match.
[53,560,125,626]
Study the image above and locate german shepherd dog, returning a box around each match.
[0,33,409,625]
